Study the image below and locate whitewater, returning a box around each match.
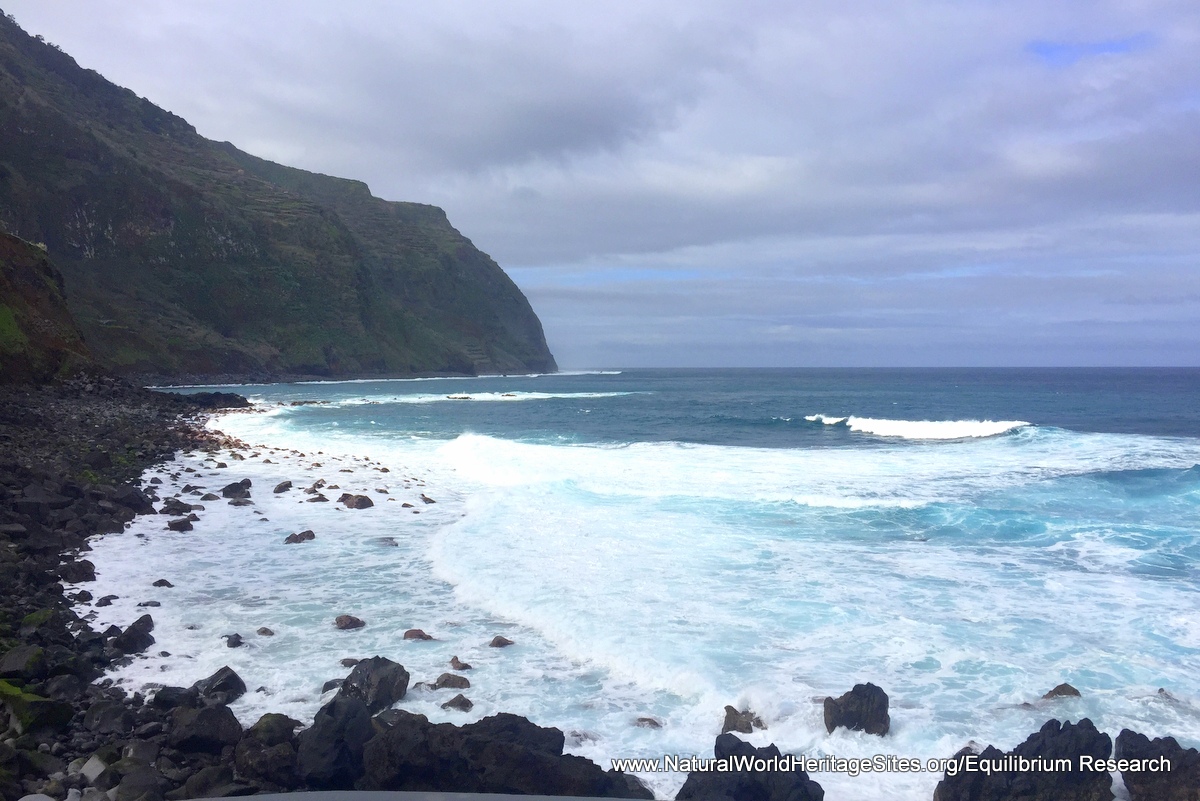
[69,369,1200,800]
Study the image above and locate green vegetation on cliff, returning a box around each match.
[0,13,556,379]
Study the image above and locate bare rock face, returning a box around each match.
[932,718,1113,801]
[1115,728,1200,801]
[296,695,374,790]
[676,733,823,801]
[823,682,890,736]
[722,705,766,734]
[335,615,365,630]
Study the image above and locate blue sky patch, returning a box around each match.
[1027,33,1155,66]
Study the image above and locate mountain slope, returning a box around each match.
[0,13,556,379]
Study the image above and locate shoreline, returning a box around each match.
[2,378,1197,801]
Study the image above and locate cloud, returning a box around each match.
[5,0,1198,365]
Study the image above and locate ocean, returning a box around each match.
[76,368,1200,799]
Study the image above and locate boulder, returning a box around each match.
[221,479,252,499]
[932,718,1113,801]
[420,494,436,504]
[58,559,96,583]
[1044,683,1082,700]
[150,686,199,710]
[489,635,514,648]
[168,705,243,753]
[166,518,192,532]
[0,680,74,736]
[84,701,136,734]
[225,633,244,648]
[450,656,472,671]
[295,695,374,790]
[257,627,275,636]
[338,494,374,509]
[442,693,473,712]
[721,705,765,734]
[158,498,195,516]
[274,481,293,493]
[434,672,470,690]
[152,578,174,587]
[0,644,48,681]
[336,656,410,714]
[1115,728,1199,801]
[403,628,433,640]
[677,733,823,801]
[635,717,662,729]
[824,682,889,736]
[112,614,155,654]
[284,529,315,544]
[192,665,247,705]
[234,713,302,789]
[335,615,365,630]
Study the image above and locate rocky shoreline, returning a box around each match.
[2,376,1198,801]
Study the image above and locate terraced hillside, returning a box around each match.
[0,13,556,379]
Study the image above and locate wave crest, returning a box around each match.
[805,414,1030,440]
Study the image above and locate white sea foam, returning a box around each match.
[69,400,1200,801]
[806,414,1030,439]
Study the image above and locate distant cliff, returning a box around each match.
[0,13,556,379]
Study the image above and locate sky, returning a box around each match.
[5,1,1199,367]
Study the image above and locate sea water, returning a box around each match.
[73,369,1200,800]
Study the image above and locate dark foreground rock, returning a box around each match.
[823,682,890,736]
[676,733,823,801]
[933,718,1113,801]
[335,656,410,714]
[1115,728,1200,801]
[360,710,652,797]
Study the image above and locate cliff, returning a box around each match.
[0,12,556,379]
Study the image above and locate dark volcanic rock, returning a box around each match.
[489,635,514,648]
[295,695,374,789]
[274,481,293,493]
[284,529,315,544]
[335,615,365,630]
[169,704,243,753]
[235,713,302,789]
[152,578,174,587]
[442,693,473,712]
[434,672,471,691]
[336,655,410,714]
[58,558,96,583]
[221,478,252,498]
[338,493,374,509]
[192,665,247,705]
[225,633,244,648]
[677,733,823,801]
[360,710,652,797]
[0,644,48,681]
[933,718,1113,801]
[403,628,433,640]
[166,517,192,532]
[1044,683,1082,700]
[112,614,155,654]
[1115,728,1200,801]
[151,685,200,710]
[823,682,890,736]
[721,705,765,734]
[450,655,472,671]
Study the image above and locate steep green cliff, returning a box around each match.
[0,13,556,379]
[0,232,90,382]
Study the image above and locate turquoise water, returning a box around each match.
[82,369,1200,799]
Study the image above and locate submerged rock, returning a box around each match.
[1043,683,1082,700]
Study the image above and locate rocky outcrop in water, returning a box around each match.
[675,733,824,801]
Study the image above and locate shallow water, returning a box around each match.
[74,369,1200,799]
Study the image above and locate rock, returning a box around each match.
[322,679,344,693]
[58,560,96,583]
[340,658,360,668]
[420,493,436,504]
[150,686,199,710]
[112,614,155,654]
[677,733,823,801]
[335,615,365,630]
[932,718,1113,801]
[434,673,470,690]
[295,695,374,790]
[721,705,765,734]
[0,645,48,681]
[284,529,316,544]
[1043,683,1082,699]
[359,711,652,796]
[168,705,243,753]
[83,701,136,734]
[489,635,514,648]
[95,595,118,607]
[442,693,473,712]
[274,481,293,493]
[307,494,329,503]
[450,656,472,671]
[403,628,433,640]
[152,579,173,588]
[225,633,244,648]
[1115,728,1200,801]
[165,518,192,532]
[0,680,74,735]
[338,494,374,509]
[823,682,889,736]
[257,627,274,636]
[234,713,301,789]
[200,492,220,501]
[635,717,662,729]
[192,665,247,705]
[335,656,410,714]
[221,479,252,499]
[137,600,160,607]
[158,498,195,516]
